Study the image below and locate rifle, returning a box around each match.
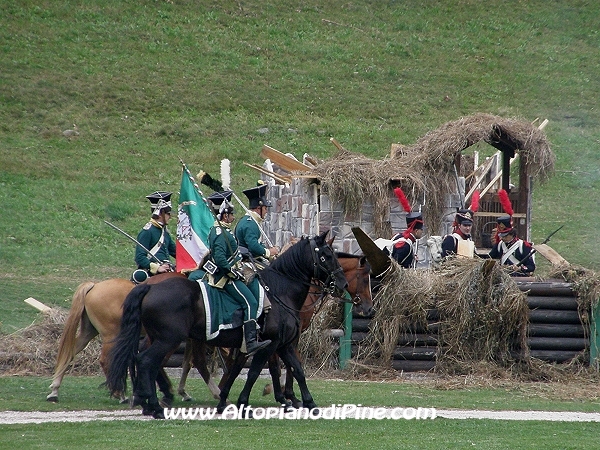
[512,225,563,271]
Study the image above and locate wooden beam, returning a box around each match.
[465,153,498,202]
[24,297,53,313]
[260,145,312,172]
[243,162,292,184]
[479,154,519,197]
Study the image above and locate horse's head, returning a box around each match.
[337,253,374,317]
[311,230,348,297]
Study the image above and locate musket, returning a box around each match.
[513,224,564,269]
[196,169,275,248]
[104,220,167,266]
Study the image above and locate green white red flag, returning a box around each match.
[176,166,214,271]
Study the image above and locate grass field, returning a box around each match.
[1,0,599,333]
[1,376,600,449]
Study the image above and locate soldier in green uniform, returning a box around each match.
[133,191,176,283]
[235,182,279,267]
[206,191,271,356]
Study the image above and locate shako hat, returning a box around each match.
[406,212,424,230]
[242,183,272,209]
[208,190,234,218]
[146,191,172,215]
[496,215,515,237]
[455,209,474,226]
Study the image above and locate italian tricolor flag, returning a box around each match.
[176,168,214,271]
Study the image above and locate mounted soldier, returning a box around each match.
[235,182,280,269]
[205,190,271,356]
[133,191,176,283]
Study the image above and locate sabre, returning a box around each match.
[103,220,165,265]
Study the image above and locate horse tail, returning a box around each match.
[53,281,95,378]
[105,283,152,396]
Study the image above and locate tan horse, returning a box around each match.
[46,272,202,403]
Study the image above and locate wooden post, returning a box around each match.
[339,299,353,370]
[591,301,600,370]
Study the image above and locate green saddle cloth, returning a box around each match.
[197,278,265,340]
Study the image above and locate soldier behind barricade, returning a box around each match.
[132,191,176,283]
[391,212,425,268]
[488,221,535,277]
[206,191,271,356]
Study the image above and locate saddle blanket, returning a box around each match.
[197,279,265,340]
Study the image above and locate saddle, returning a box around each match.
[196,280,265,340]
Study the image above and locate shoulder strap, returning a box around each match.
[148,227,166,257]
[500,240,521,265]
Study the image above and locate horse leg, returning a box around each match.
[134,341,176,419]
[266,353,289,406]
[216,350,247,414]
[47,316,98,402]
[282,344,303,408]
[235,349,272,414]
[177,339,194,401]
[277,344,317,410]
[189,340,221,401]
[156,367,174,408]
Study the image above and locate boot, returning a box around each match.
[243,320,271,356]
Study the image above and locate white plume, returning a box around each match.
[221,159,231,190]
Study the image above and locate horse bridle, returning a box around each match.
[309,238,345,298]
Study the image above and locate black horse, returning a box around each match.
[106,230,348,419]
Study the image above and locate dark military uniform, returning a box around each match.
[488,235,536,276]
[441,208,475,258]
[390,211,423,269]
[133,191,175,282]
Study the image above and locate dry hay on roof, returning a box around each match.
[408,113,555,182]
[312,113,554,235]
[313,150,426,236]
[0,308,101,376]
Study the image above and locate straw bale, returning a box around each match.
[297,296,344,374]
[0,309,101,376]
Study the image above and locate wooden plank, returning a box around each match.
[243,162,292,184]
[528,337,587,351]
[528,323,585,338]
[529,349,581,363]
[391,359,436,372]
[24,297,53,313]
[534,243,568,266]
[465,153,498,202]
[528,309,581,324]
[260,145,312,172]
[527,296,578,310]
[479,154,519,197]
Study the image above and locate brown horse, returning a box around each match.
[46,272,190,403]
[176,252,373,404]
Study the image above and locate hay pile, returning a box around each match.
[313,113,555,235]
[350,258,529,376]
[0,309,101,376]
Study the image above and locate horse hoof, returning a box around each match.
[153,410,165,420]
[262,384,273,396]
[142,407,154,416]
[46,395,58,403]
[119,397,129,405]
[182,395,193,402]
[159,397,173,408]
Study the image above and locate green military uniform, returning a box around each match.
[235,211,270,259]
[133,192,176,282]
[207,190,270,356]
[135,219,176,271]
